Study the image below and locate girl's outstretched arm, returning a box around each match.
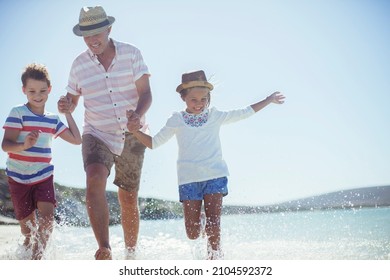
[251,91,285,112]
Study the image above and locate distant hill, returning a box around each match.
[1,168,389,226]
[212,185,390,215]
[271,186,390,211]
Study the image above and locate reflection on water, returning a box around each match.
[1,207,389,260]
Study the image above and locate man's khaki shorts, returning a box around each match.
[82,133,146,192]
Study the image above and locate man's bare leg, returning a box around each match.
[118,188,139,258]
[85,163,112,259]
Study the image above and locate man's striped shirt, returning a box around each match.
[66,39,150,155]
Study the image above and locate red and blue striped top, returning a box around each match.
[3,104,67,185]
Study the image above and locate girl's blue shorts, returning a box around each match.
[178,177,228,202]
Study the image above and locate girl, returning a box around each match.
[127,70,285,259]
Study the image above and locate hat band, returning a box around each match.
[79,19,110,31]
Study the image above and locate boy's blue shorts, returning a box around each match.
[178,177,228,202]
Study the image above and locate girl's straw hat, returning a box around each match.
[176,70,214,93]
[73,6,115,37]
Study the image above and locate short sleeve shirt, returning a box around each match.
[66,39,150,155]
[3,105,67,185]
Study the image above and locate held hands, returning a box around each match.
[126,110,142,132]
[267,92,285,104]
[58,95,73,114]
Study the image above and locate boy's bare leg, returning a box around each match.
[19,212,36,258]
[33,201,55,260]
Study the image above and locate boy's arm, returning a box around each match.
[2,129,39,152]
[132,130,152,149]
[251,91,285,112]
[58,113,82,145]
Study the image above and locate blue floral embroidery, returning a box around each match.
[181,109,209,127]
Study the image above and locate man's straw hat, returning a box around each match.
[176,70,214,93]
[73,6,115,37]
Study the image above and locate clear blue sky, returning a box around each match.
[1,0,389,206]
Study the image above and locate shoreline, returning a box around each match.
[0,214,18,225]
[0,224,21,260]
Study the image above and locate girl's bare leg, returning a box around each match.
[204,193,223,259]
[182,200,203,240]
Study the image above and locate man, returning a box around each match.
[58,6,152,260]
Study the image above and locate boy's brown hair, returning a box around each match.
[21,63,51,87]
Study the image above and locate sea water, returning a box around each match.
[1,207,389,260]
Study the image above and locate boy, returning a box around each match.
[2,63,82,259]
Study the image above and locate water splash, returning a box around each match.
[1,207,388,260]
